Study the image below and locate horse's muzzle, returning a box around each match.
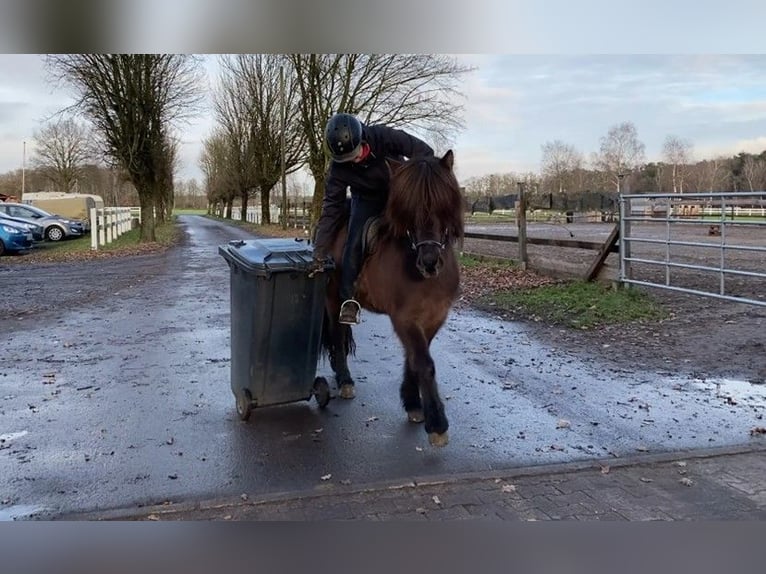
[416,249,443,278]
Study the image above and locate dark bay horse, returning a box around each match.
[322,150,464,446]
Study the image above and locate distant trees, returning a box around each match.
[662,135,693,193]
[593,121,646,193]
[540,140,583,194]
[46,54,204,241]
[31,118,92,193]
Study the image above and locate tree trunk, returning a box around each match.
[138,190,156,242]
[240,190,249,222]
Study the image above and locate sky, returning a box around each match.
[2,54,766,190]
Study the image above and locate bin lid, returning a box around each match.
[219,237,326,275]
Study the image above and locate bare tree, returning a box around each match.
[741,155,766,191]
[200,131,236,218]
[695,156,728,192]
[662,135,693,193]
[287,54,471,229]
[45,54,204,241]
[31,117,92,192]
[593,121,646,193]
[540,140,583,194]
[214,55,306,224]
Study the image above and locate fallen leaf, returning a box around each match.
[432,495,441,505]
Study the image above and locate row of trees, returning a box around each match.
[200,54,471,226]
[465,121,766,202]
[36,54,205,241]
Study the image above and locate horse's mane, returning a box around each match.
[384,152,464,241]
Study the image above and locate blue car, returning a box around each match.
[0,220,34,255]
[0,212,44,242]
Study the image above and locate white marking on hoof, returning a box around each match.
[407,410,425,423]
[339,384,355,399]
[428,432,449,447]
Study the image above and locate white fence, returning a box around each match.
[89,207,139,250]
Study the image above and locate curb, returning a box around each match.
[60,442,766,521]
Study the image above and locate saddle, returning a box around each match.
[361,216,383,257]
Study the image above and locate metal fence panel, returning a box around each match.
[618,191,766,307]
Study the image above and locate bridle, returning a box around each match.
[406,229,449,252]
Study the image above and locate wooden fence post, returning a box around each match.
[517,182,528,269]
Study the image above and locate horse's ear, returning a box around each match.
[386,158,403,176]
[440,150,454,171]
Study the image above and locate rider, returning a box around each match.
[313,112,435,325]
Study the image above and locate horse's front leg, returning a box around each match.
[396,324,448,446]
[400,364,424,423]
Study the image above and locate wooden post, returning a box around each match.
[517,181,528,269]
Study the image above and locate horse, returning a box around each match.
[321,150,464,446]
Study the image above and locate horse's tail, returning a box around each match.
[320,308,356,362]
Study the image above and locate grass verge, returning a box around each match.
[479,280,666,329]
[4,219,182,264]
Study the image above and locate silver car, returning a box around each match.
[0,202,85,242]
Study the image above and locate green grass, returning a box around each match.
[481,280,666,329]
[24,219,181,261]
[172,208,207,215]
[458,253,516,269]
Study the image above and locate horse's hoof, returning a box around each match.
[339,384,355,399]
[407,409,425,423]
[428,432,449,447]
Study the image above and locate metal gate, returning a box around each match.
[618,191,766,307]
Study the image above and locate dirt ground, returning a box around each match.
[460,221,766,384]
[3,220,764,385]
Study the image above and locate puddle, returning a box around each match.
[0,505,44,521]
[0,431,28,443]
[689,378,766,405]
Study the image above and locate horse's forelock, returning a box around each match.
[385,156,464,239]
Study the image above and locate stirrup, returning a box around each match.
[339,299,361,325]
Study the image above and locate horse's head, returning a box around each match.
[385,150,464,279]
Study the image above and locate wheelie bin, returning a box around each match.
[218,237,334,421]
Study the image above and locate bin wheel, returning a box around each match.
[236,389,253,421]
[313,377,331,409]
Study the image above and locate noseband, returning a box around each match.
[406,230,449,252]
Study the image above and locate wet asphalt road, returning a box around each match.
[2,215,764,520]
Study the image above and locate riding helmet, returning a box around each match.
[325,113,363,163]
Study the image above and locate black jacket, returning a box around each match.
[314,123,434,255]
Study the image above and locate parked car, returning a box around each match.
[0,202,85,242]
[0,212,44,242]
[0,220,34,255]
